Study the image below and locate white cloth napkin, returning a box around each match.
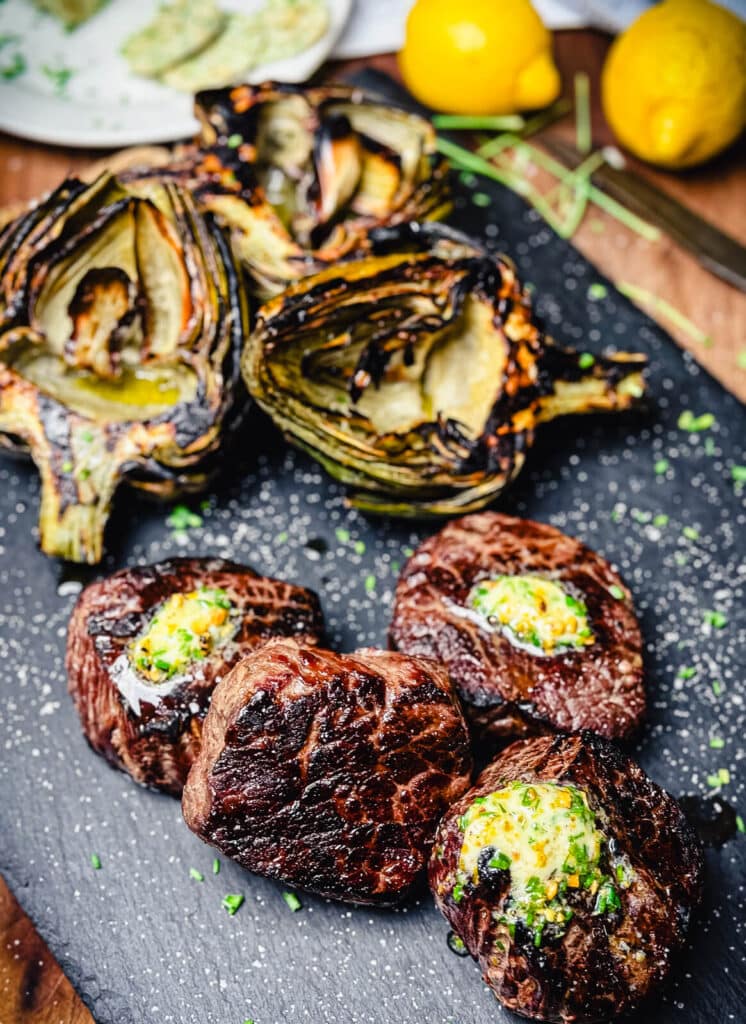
[332,0,746,59]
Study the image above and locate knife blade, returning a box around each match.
[540,135,746,293]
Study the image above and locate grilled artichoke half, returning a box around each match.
[123,83,450,297]
[242,224,647,516]
[0,173,247,563]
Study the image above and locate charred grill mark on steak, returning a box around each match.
[389,513,645,748]
[429,732,704,1023]
[66,558,325,796]
[182,639,473,905]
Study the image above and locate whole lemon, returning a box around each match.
[399,0,561,115]
[602,0,746,168]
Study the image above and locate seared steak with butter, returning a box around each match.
[182,638,473,904]
[390,513,645,748]
[67,558,324,795]
[429,732,703,1023]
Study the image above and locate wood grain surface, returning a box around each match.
[0,31,744,398]
[0,875,94,1024]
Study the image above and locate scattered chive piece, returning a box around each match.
[677,410,716,432]
[365,574,376,593]
[732,465,746,483]
[709,737,725,750]
[90,853,101,870]
[61,460,73,473]
[609,585,624,600]
[653,513,669,527]
[587,189,659,241]
[682,526,699,541]
[167,504,202,531]
[617,283,711,343]
[41,64,73,92]
[678,667,696,680]
[738,350,746,370]
[222,893,244,915]
[711,680,722,697]
[190,868,204,882]
[703,610,727,629]
[227,132,243,147]
[718,768,730,785]
[354,540,366,555]
[452,881,465,903]
[704,437,716,455]
[78,468,91,481]
[213,858,220,875]
[706,774,720,788]
[275,531,288,544]
[335,527,350,544]
[578,352,595,369]
[472,191,492,207]
[1,52,26,80]
[574,72,591,154]
[403,546,414,557]
[736,815,745,834]
[282,891,302,912]
[654,459,669,475]
[587,282,607,301]
[433,113,525,131]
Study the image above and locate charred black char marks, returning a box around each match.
[66,558,324,795]
[429,732,704,1023]
[390,512,645,748]
[182,639,473,904]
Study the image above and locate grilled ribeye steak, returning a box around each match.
[429,732,704,1023]
[67,558,324,795]
[389,512,644,747]
[182,638,473,904]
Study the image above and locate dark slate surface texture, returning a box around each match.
[0,74,744,1024]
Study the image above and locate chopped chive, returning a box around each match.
[711,680,722,697]
[653,513,669,527]
[41,64,73,92]
[275,531,288,544]
[354,540,366,555]
[709,737,725,750]
[222,893,244,915]
[61,460,73,473]
[574,72,591,155]
[678,667,696,679]
[706,774,721,788]
[213,858,220,875]
[90,853,101,870]
[608,585,625,600]
[587,283,608,301]
[578,352,595,369]
[654,459,669,475]
[335,527,350,543]
[1,52,26,80]
[703,610,727,629]
[190,868,204,882]
[732,465,746,483]
[167,504,202,530]
[227,132,243,147]
[434,113,525,131]
[736,815,745,834]
[452,881,465,903]
[738,350,746,370]
[677,410,716,432]
[282,891,302,912]
[682,526,699,541]
[718,768,730,785]
[472,191,492,207]
[364,574,376,593]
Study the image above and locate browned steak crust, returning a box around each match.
[429,732,704,1023]
[182,639,473,904]
[389,512,645,746]
[66,558,324,795]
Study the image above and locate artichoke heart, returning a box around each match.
[123,83,450,298]
[242,224,647,516]
[0,173,247,563]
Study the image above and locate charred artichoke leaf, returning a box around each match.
[0,173,247,562]
[242,224,646,516]
[178,83,451,296]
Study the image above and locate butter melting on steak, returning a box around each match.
[429,732,704,1023]
[182,639,473,904]
[390,513,645,748]
[67,558,324,795]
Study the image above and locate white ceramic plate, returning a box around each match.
[0,0,352,148]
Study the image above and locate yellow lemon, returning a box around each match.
[602,0,746,168]
[399,0,561,115]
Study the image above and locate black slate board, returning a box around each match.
[1,73,744,1024]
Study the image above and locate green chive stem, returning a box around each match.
[616,283,712,345]
[574,72,592,155]
[433,113,526,131]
